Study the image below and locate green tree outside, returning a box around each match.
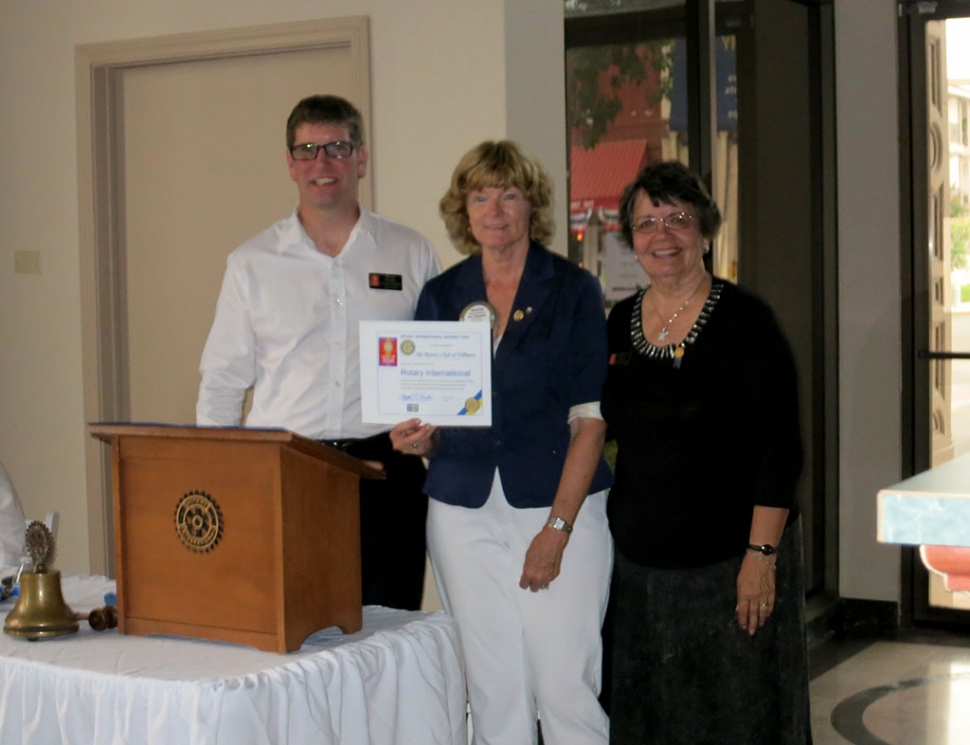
[953,196,970,271]
[566,43,672,150]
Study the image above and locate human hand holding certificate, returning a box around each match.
[359,320,492,426]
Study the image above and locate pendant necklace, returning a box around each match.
[649,275,708,343]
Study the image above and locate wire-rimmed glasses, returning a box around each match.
[632,211,696,233]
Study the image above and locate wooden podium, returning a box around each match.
[88,424,384,653]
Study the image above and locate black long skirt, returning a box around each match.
[609,519,813,745]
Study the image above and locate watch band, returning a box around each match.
[546,516,573,534]
[747,543,776,556]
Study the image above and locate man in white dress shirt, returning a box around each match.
[197,95,440,610]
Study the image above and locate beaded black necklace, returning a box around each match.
[630,279,723,368]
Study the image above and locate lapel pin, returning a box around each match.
[460,301,497,328]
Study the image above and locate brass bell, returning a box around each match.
[4,569,79,640]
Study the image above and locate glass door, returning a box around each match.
[926,16,970,614]
[564,3,742,304]
[902,2,970,625]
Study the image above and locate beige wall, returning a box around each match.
[0,0,905,604]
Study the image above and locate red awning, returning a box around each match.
[569,139,648,212]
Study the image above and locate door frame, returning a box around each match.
[898,0,970,626]
[75,17,371,575]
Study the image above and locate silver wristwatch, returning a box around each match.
[546,516,573,534]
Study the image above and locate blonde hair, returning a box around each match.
[439,140,554,255]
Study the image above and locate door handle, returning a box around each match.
[917,350,970,360]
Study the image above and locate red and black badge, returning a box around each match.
[369,273,403,290]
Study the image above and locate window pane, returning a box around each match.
[565,28,739,302]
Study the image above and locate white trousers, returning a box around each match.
[427,471,612,745]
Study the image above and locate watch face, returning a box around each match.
[547,517,572,533]
[749,543,776,555]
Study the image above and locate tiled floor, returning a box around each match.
[809,632,970,744]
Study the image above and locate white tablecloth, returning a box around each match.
[0,575,466,745]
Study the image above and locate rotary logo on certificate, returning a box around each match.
[359,320,493,426]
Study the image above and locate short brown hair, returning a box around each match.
[439,140,554,255]
[285,95,364,149]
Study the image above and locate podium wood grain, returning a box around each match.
[88,424,384,653]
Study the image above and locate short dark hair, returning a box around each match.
[285,95,364,149]
[618,160,721,248]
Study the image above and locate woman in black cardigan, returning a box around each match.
[602,160,812,745]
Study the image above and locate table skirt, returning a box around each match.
[0,575,466,745]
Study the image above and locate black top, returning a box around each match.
[602,280,803,568]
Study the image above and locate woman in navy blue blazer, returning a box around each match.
[391,141,613,745]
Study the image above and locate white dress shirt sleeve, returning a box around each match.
[196,257,256,426]
[567,402,603,423]
[0,459,26,570]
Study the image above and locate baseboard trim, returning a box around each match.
[805,594,899,649]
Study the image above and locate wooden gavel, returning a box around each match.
[75,604,118,632]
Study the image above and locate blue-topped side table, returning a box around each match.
[878,451,970,592]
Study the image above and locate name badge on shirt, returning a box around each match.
[369,273,403,291]
[460,301,496,328]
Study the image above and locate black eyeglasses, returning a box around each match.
[289,141,357,161]
[632,212,696,233]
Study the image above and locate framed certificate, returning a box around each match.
[359,320,493,426]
